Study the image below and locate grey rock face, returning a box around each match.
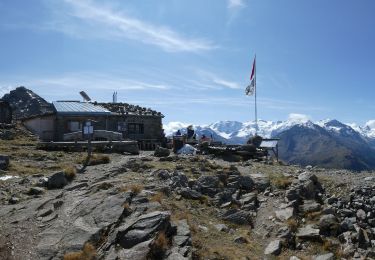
[264,239,281,256]
[47,171,68,189]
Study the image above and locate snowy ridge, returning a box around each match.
[164,118,375,144]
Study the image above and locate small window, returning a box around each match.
[69,121,81,132]
[128,123,144,134]
[118,122,127,131]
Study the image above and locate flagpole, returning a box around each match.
[254,54,258,135]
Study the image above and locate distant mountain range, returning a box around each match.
[164,119,375,171]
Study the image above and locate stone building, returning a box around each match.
[23,101,164,149]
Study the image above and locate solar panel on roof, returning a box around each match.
[53,101,110,115]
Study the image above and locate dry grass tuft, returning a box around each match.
[120,184,144,194]
[199,195,210,205]
[287,218,298,232]
[150,192,164,203]
[269,173,293,189]
[122,202,130,209]
[63,242,96,260]
[96,182,113,190]
[305,211,322,221]
[77,154,110,166]
[130,184,143,194]
[148,231,169,259]
[322,239,332,251]
[63,166,77,182]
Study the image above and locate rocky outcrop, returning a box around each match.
[1,86,53,119]
[154,147,170,157]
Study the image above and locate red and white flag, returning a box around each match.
[245,56,256,96]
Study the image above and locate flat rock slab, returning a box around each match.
[296,224,320,240]
[36,192,126,259]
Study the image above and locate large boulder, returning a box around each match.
[116,211,173,249]
[47,171,68,189]
[318,214,339,236]
[0,154,9,170]
[154,147,170,157]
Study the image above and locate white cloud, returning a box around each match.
[0,86,15,97]
[288,113,310,123]
[41,73,169,91]
[212,78,241,89]
[196,70,241,89]
[227,0,246,9]
[1,73,170,100]
[163,121,191,136]
[49,0,216,52]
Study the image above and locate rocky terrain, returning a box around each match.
[1,132,375,259]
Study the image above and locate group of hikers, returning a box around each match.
[174,125,212,143]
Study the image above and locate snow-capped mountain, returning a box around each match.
[164,119,375,144]
[347,120,375,139]
[164,118,375,171]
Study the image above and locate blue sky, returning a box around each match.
[0,0,374,125]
